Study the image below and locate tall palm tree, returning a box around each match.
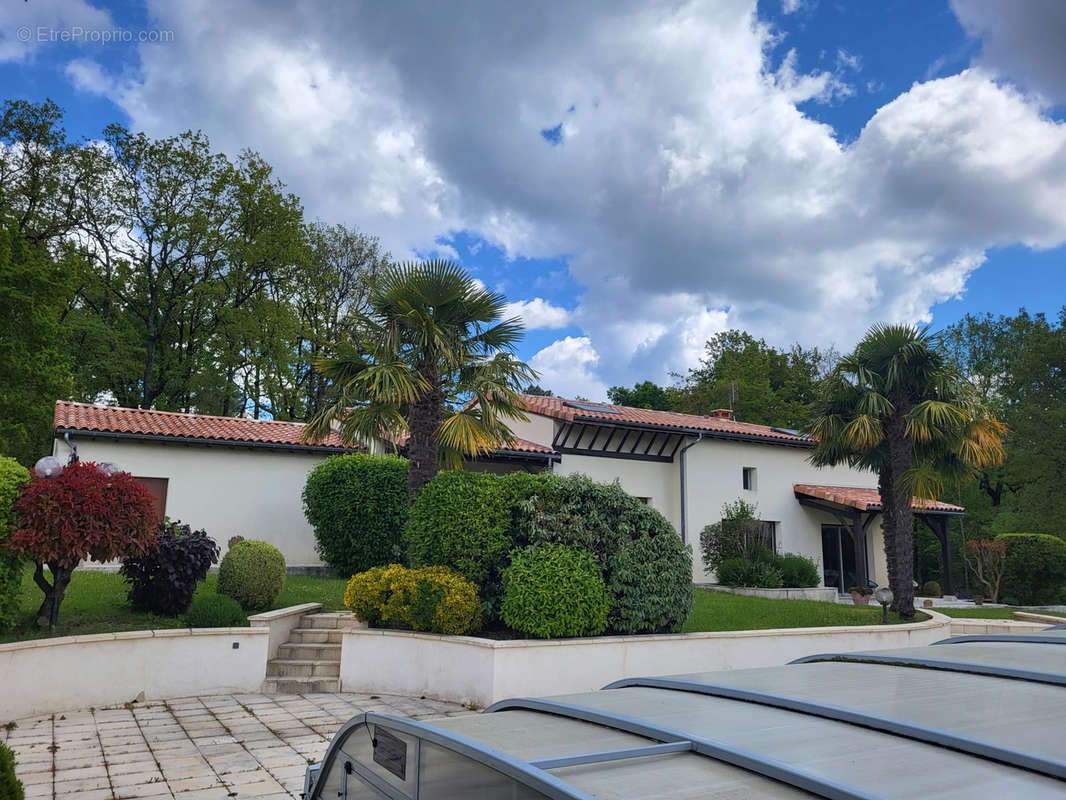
[304,260,537,501]
[808,324,1006,617]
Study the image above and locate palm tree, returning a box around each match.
[304,260,537,501]
[808,324,1006,617]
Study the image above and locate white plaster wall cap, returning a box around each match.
[247,602,322,623]
[341,610,950,647]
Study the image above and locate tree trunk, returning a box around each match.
[880,400,916,619]
[406,361,443,504]
[32,562,71,632]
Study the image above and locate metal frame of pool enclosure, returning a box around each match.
[304,627,1066,798]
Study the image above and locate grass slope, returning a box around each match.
[933,606,1066,619]
[683,589,921,632]
[1,569,348,644]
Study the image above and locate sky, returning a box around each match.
[3,0,1065,400]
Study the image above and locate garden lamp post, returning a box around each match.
[874,586,893,624]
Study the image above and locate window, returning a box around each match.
[136,477,169,523]
[742,467,756,491]
[634,496,652,505]
[758,521,777,554]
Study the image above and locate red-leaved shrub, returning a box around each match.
[8,461,158,628]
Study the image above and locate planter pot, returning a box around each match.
[850,591,870,606]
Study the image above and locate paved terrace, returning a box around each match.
[4,692,466,799]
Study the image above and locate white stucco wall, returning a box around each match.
[511,413,887,587]
[55,435,330,567]
[341,613,951,707]
[0,628,269,720]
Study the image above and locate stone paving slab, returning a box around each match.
[4,692,468,799]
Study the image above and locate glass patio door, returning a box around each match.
[821,525,858,593]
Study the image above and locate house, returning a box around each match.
[492,395,964,591]
[51,401,358,569]
[51,397,963,591]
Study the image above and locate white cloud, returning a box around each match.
[51,0,1066,394]
[504,298,572,329]
[530,337,608,400]
[0,0,113,63]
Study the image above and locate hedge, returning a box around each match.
[404,470,551,616]
[303,454,409,576]
[217,540,286,610]
[0,457,29,633]
[998,533,1066,605]
[502,544,609,638]
[774,553,820,588]
[185,593,248,628]
[344,564,481,635]
[513,473,694,634]
[0,739,23,800]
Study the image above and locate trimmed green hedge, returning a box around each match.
[344,564,481,635]
[0,457,29,633]
[218,540,286,610]
[998,533,1066,605]
[0,739,23,800]
[303,454,409,576]
[502,544,609,638]
[185,593,248,627]
[404,471,552,616]
[513,474,693,634]
[774,553,820,588]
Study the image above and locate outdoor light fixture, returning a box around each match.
[874,586,894,624]
[97,462,119,477]
[34,455,64,478]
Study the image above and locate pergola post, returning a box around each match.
[850,510,869,589]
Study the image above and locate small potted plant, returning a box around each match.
[848,585,872,605]
[972,592,985,606]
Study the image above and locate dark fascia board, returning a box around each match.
[56,428,357,456]
[557,446,674,464]
[567,416,815,449]
[473,449,561,464]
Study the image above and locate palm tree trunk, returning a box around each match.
[406,361,443,503]
[881,402,916,618]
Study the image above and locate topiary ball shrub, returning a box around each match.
[344,564,481,635]
[0,457,29,634]
[501,544,609,639]
[303,454,409,576]
[716,558,751,587]
[921,580,942,598]
[774,553,820,588]
[998,533,1066,605]
[185,594,248,628]
[121,521,219,616]
[217,540,286,611]
[513,474,693,633]
[0,739,23,800]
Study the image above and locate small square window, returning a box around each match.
[742,467,756,491]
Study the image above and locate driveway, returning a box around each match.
[4,692,467,799]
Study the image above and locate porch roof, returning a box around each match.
[794,483,965,515]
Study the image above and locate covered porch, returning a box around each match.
[793,484,965,595]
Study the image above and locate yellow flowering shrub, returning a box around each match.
[344,564,481,635]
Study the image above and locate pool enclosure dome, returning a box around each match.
[305,625,1066,798]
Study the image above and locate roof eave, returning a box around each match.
[566,415,815,449]
[56,427,357,455]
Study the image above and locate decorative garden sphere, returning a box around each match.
[98,462,119,476]
[34,455,64,478]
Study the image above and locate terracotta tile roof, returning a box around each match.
[54,401,354,451]
[794,484,965,514]
[518,394,813,446]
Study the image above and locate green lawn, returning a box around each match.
[682,589,923,632]
[933,606,1066,619]
[1,569,348,644]
[4,574,940,643]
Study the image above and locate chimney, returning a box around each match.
[709,408,734,420]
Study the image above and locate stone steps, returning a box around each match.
[263,612,360,695]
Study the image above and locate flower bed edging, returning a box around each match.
[339,610,951,708]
